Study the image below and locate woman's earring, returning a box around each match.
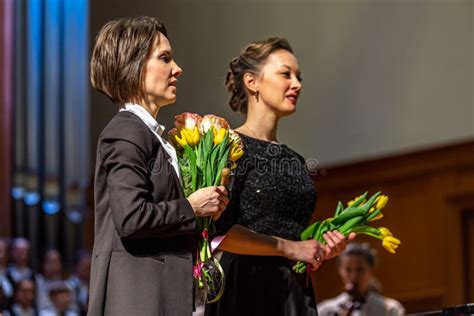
[255,90,259,102]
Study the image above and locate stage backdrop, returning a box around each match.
[90,0,473,169]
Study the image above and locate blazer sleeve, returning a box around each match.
[100,136,196,239]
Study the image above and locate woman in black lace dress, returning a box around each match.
[205,38,355,316]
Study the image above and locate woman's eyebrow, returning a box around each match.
[281,64,301,76]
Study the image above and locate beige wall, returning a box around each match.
[89,0,473,169]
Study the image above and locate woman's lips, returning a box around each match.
[286,95,298,104]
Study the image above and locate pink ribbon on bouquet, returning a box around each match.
[210,235,226,253]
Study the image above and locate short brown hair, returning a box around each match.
[90,16,168,104]
[225,37,293,114]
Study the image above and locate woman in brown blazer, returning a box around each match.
[88,16,228,316]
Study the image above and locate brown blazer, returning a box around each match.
[88,111,196,316]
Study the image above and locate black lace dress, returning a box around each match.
[205,133,318,316]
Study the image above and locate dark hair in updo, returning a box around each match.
[338,242,377,267]
[226,37,293,114]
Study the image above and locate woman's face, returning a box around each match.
[142,32,182,107]
[338,254,372,297]
[254,49,302,117]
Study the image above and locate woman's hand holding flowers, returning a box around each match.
[280,230,355,271]
[293,192,400,274]
[187,186,229,219]
[278,238,326,271]
[322,231,356,260]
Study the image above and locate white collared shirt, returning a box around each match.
[120,103,181,180]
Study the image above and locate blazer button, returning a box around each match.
[179,215,186,221]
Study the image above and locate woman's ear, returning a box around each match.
[243,72,258,95]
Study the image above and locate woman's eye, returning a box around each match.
[281,72,291,78]
[159,54,171,63]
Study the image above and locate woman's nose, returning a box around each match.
[172,61,183,77]
[292,77,302,91]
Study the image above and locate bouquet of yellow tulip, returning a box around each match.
[169,112,244,303]
[293,191,401,273]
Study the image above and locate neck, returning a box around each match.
[239,100,280,142]
[131,98,160,119]
[141,103,160,119]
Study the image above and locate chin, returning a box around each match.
[160,96,177,107]
[279,106,296,117]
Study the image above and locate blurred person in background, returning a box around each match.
[67,251,91,315]
[39,280,78,316]
[0,286,9,314]
[35,249,64,311]
[6,239,33,285]
[0,238,13,301]
[318,242,404,316]
[4,279,37,316]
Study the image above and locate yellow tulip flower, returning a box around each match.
[175,133,187,147]
[375,195,389,210]
[189,127,200,147]
[182,129,193,145]
[176,127,200,148]
[229,144,244,161]
[213,128,227,145]
[382,236,401,254]
[379,227,393,238]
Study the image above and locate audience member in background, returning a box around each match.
[317,243,405,316]
[35,249,64,311]
[4,279,37,316]
[0,286,9,314]
[67,251,91,315]
[0,238,13,301]
[6,238,34,285]
[39,280,78,316]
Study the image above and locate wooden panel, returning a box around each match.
[453,194,474,303]
[311,140,474,313]
[463,210,474,303]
